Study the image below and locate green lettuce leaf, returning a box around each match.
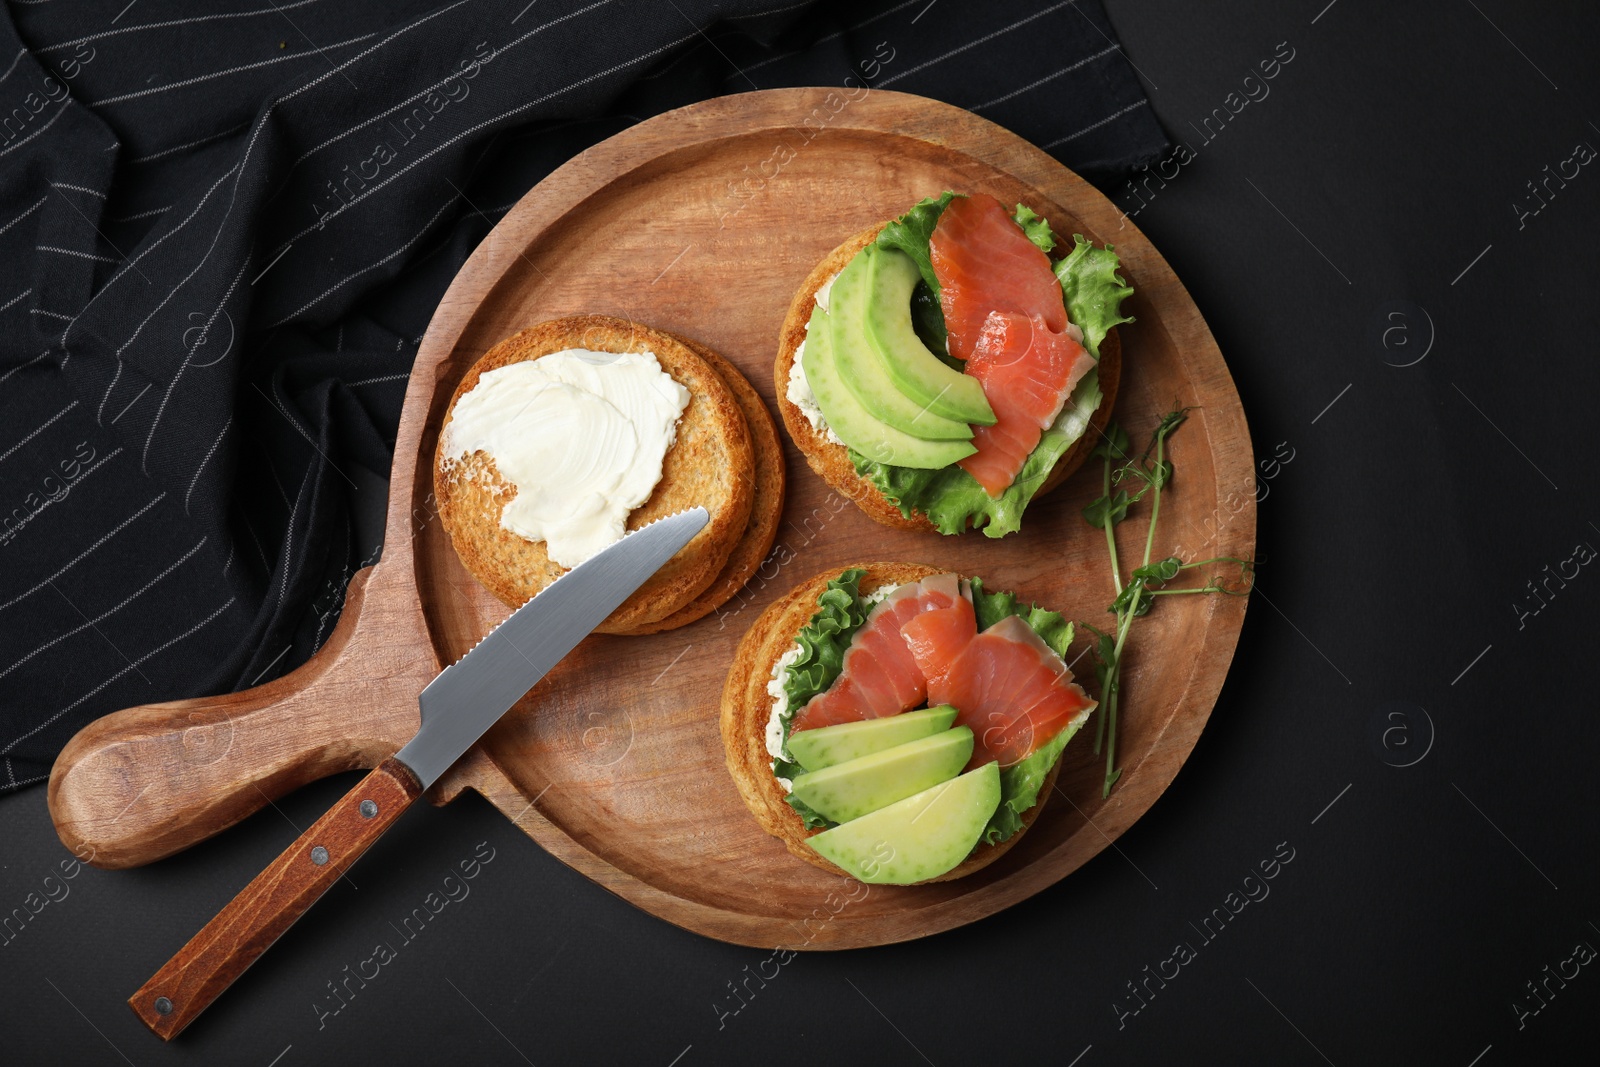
[1054,235,1135,361]
[985,718,1087,845]
[877,191,959,356]
[909,283,953,362]
[848,369,1103,539]
[783,788,833,830]
[874,191,958,296]
[773,568,872,830]
[969,577,1075,658]
[780,568,871,719]
[1013,203,1057,253]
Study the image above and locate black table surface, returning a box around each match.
[4,2,1598,1063]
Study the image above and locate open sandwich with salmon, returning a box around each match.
[721,563,1096,884]
[776,191,1132,536]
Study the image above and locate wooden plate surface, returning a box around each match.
[49,89,1255,949]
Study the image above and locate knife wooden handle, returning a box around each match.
[129,756,423,1040]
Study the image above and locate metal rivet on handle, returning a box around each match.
[310,846,329,866]
[359,799,378,819]
[154,997,173,1016]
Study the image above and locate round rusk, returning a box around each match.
[613,332,786,635]
[773,223,1121,532]
[720,562,1060,882]
[435,315,754,633]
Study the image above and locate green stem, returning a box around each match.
[1102,458,1122,595]
[1102,586,1141,797]
[1110,595,1138,662]
[1179,555,1245,569]
[1141,431,1166,572]
[1093,649,1110,754]
[1106,431,1167,796]
[1093,453,1120,758]
[1148,586,1220,596]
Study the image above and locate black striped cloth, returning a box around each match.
[0,0,1164,792]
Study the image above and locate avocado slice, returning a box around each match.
[865,248,996,426]
[790,726,974,823]
[800,304,976,470]
[787,705,959,772]
[807,762,1002,885]
[828,249,974,441]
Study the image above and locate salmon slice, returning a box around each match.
[930,193,1067,360]
[789,575,968,734]
[900,598,977,695]
[956,311,1097,496]
[929,193,1096,497]
[930,615,1096,768]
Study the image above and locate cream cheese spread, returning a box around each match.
[766,645,804,790]
[863,583,899,606]
[785,271,844,446]
[440,349,690,569]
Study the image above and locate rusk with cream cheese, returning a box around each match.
[436,316,754,633]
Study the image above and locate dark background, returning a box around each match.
[4,1,1598,1064]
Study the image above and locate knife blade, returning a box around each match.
[129,507,708,1039]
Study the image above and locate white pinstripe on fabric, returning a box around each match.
[82,163,240,402]
[971,44,1120,111]
[273,468,311,612]
[0,46,27,87]
[0,491,149,604]
[0,596,237,754]
[87,30,380,108]
[36,245,119,263]
[1042,99,1149,149]
[183,414,231,513]
[0,399,77,465]
[743,0,924,74]
[725,0,812,19]
[0,101,71,157]
[126,121,251,164]
[877,0,1076,88]
[105,205,171,222]
[310,511,350,650]
[139,237,255,464]
[101,0,477,387]
[281,0,611,178]
[273,27,703,251]
[344,372,409,387]
[0,196,47,236]
[240,508,271,572]
[37,0,325,54]
[0,446,123,545]
[146,0,476,367]
[268,188,465,325]
[0,351,51,386]
[0,536,208,681]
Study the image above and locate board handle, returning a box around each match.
[129,756,422,1040]
[48,566,437,869]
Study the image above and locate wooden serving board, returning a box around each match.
[48,89,1254,949]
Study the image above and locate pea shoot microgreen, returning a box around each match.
[1081,411,1254,797]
